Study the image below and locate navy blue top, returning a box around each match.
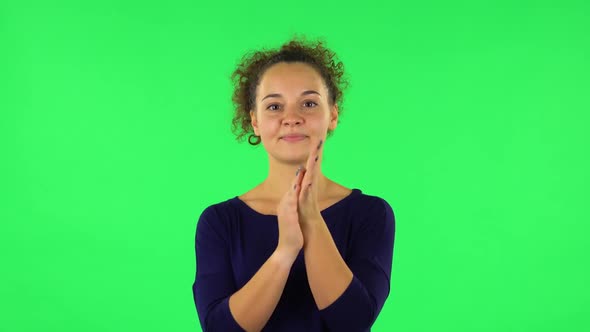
[192,188,395,331]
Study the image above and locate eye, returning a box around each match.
[266,104,280,111]
[304,101,318,108]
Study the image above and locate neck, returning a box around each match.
[258,159,330,201]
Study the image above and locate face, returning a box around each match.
[250,62,338,165]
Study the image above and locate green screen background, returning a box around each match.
[1,0,588,331]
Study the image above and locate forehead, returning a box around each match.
[258,62,325,96]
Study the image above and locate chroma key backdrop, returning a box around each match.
[1,0,588,331]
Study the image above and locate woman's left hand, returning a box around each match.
[297,136,325,226]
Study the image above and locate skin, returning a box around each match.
[228,62,353,331]
[249,61,339,204]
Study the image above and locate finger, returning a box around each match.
[300,150,313,190]
[316,137,323,164]
[308,138,324,194]
[309,137,323,180]
[297,139,317,199]
[292,165,306,193]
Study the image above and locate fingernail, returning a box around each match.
[293,184,297,190]
[317,139,323,150]
[295,166,302,176]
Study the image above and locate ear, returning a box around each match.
[328,104,339,131]
[250,110,259,135]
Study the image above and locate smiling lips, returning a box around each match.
[281,134,307,142]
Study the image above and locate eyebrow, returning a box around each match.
[261,90,321,102]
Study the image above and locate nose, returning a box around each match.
[282,106,304,126]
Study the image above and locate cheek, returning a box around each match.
[258,122,281,135]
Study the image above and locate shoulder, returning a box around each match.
[351,190,394,215]
[195,198,241,237]
[348,190,396,230]
[198,198,237,220]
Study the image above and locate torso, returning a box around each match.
[238,181,353,216]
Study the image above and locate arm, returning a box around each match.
[302,198,396,331]
[193,207,298,332]
[228,248,297,332]
[193,207,242,332]
[302,220,353,310]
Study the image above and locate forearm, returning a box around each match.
[302,218,353,310]
[228,248,296,332]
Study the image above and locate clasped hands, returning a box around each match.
[292,136,325,226]
[275,136,326,255]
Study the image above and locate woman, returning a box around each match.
[192,36,396,332]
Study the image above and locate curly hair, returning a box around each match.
[230,35,350,146]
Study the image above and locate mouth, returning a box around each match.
[281,135,307,142]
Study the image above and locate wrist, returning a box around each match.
[272,247,299,268]
[301,216,323,235]
[301,220,325,250]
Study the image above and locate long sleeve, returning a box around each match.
[318,198,396,331]
[192,206,244,332]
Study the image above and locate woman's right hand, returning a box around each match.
[276,165,306,260]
